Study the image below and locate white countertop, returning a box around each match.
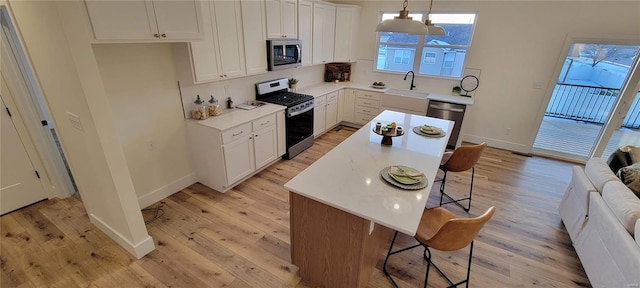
[284,110,453,235]
[188,103,285,131]
[427,93,474,105]
[298,82,473,105]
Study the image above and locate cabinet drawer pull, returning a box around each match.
[161,33,167,38]
[261,121,270,126]
[363,110,371,113]
[232,131,244,136]
[153,33,160,38]
[364,102,371,105]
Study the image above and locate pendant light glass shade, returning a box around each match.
[375,0,446,36]
[375,18,428,34]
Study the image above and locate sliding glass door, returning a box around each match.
[533,37,640,163]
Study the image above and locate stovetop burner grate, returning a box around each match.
[260,92,314,107]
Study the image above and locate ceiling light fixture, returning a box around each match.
[375,0,446,36]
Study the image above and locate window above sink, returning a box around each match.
[374,12,477,79]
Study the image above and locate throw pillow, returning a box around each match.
[628,146,640,163]
[617,162,640,198]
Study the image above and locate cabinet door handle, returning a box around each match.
[153,33,160,38]
[232,131,244,136]
[161,33,167,38]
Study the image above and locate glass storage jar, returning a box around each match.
[191,95,209,120]
[208,96,222,116]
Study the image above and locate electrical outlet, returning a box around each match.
[533,81,544,89]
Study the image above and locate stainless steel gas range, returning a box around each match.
[255,78,314,159]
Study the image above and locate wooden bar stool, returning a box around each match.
[383,206,496,288]
[439,142,487,212]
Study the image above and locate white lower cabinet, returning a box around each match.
[313,95,326,137]
[341,89,356,123]
[325,92,338,129]
[253,123,278,169]
[354,90,381,125]
[186,109,284,192]
[313,91,341,137]
[222,132,255,185]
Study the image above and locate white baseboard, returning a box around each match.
[462,134,531,154]
[137,172,197,209]
[88,213,155,259]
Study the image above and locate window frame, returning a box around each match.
[374,11,478,80]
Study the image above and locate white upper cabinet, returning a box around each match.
[85,0,203,41]
[241,0,269,75]
[189,0,245,83]
[265,0,297,39]
[334,5,360,63]
[312,2,336,65]
[298,0,313,66]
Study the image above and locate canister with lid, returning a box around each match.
[208,96,222,116]
[191,95,209,120]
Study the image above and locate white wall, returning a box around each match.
[7,0,153,258]
[338,0,640,153]
[93,44,195,207]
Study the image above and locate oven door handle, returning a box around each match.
[288,104,314,118]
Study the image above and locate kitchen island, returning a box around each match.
[285,110,453,287]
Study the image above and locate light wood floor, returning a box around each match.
[0,126,590,287]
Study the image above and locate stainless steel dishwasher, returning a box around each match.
[426,100,466,148]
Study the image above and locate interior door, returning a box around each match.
[1,96,47,215]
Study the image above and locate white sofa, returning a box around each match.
[558,157,640,287]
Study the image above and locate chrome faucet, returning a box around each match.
[404,71,416,90]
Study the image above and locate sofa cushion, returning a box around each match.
[617,162,640,197]
[585,157,619,192]
[601,181,640,236]
[636,219,640,247]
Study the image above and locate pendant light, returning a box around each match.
[375,0,445,36]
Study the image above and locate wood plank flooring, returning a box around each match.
[0,126,590,287]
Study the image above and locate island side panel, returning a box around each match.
[290,192,391,288]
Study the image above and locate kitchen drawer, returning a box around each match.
[314,95,326,107]
[355,105,379,115]
[356,97,380,109]
[354,112,376,125]
[222,122,252,144]
[326,91,338,102]
[356,90,381,101]
[252,114,276,131]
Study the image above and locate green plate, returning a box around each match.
[380,167,429,190]
[388,166,422,185]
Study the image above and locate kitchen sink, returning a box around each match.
[384,89,429,99]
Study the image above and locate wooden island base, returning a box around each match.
[290,192,394,288]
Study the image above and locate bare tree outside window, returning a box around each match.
[582,44,637,67]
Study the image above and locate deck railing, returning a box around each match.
[545,83,640,129]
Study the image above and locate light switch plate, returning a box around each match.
[66,112,83,131]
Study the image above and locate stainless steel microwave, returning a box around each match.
[267,39,302,71]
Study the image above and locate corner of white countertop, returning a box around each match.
[297,82,473,106]
[187,103,286,131]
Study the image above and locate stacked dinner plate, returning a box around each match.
[413,125,446,138]
[380,165,428,190]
